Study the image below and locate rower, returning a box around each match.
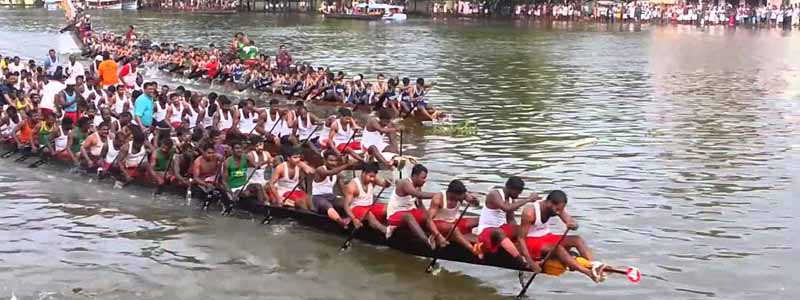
[67,117,91,167]
[327,108,361,155]
[428,179,483,258]
[312,150,356,228]
[246,135,273,202]
[255,99,282,145]
[518,190,605,282]
[270,146,315,209]
[407,77,440,120]
[212,95,234,132]
[292,101,320,145]
[30,112,56,155]
[191,142,224,201]
[79,120,109,169]
[115,129,152,184]
[221,140,266,209]
[99,128,126,176]
[50,118,72,161]
[165,93,186,129]
[476,176,537,267]
[386,164,441,249]
[236,98,259,136]
[170,128,196,187]
[148,137,174,186]
[361,108,401,169]
[342,162,392,236]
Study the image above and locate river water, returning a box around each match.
[1,8,799,300]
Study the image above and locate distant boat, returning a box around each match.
[84,0,138,10]
[323,3,407,21]
[43,0,61,11]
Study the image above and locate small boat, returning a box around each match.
[84,0,137,10]
[324,4,407,21]
[323,13,382,21]
[43,0,61,11]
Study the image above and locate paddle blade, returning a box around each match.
[626,267,641,283]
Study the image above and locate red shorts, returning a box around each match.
[126,166,141,178]
[55,150,73,161]
[63,112,79,125]
[434,217,476,235]
[525,233,561,260]
[244,60,259,67]
[478,224,516,254]
[351,203,386,222]
[387,208,426,227]
[170,122,182,128]
[335,141,361,152]
[282,190,307,202]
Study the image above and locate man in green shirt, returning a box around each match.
[242,40,259,67]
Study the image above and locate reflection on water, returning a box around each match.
[1,8,798,300]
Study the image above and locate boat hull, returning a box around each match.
[0,143,526,271]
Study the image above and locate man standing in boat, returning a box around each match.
[476,176,538,269]
[517,190,606,282]
[276,44,292,74]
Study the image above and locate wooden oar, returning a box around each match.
[398,129,403,179]
[517,228,571,298]
[340,186,387,251]
[425,201,471,273]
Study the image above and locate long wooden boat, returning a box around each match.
[1,144,642,286]
[68,25,437,124]
[0,144,524,271]
[155,67,437,123]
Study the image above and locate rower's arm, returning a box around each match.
[231,109,240,129]
[30,123,42,148]
[116,144,129,169]
[12,122,24,145]
[269,164,283,190]
[220,158,230,192]
[517,208,538,268]
[254,115,267,136]
[212,111,220,129]
[316,161,353,177]
[297,160,316,175]
[148,149,158,171]
[402,182,438,200]
[191,158,207,187]
[327,123,339,153]
[426,194,445,238]
[558,209,578,230]
[341,182,358,220]
[79,136,94,162]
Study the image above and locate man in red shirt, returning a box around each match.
[206,56,221,79]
